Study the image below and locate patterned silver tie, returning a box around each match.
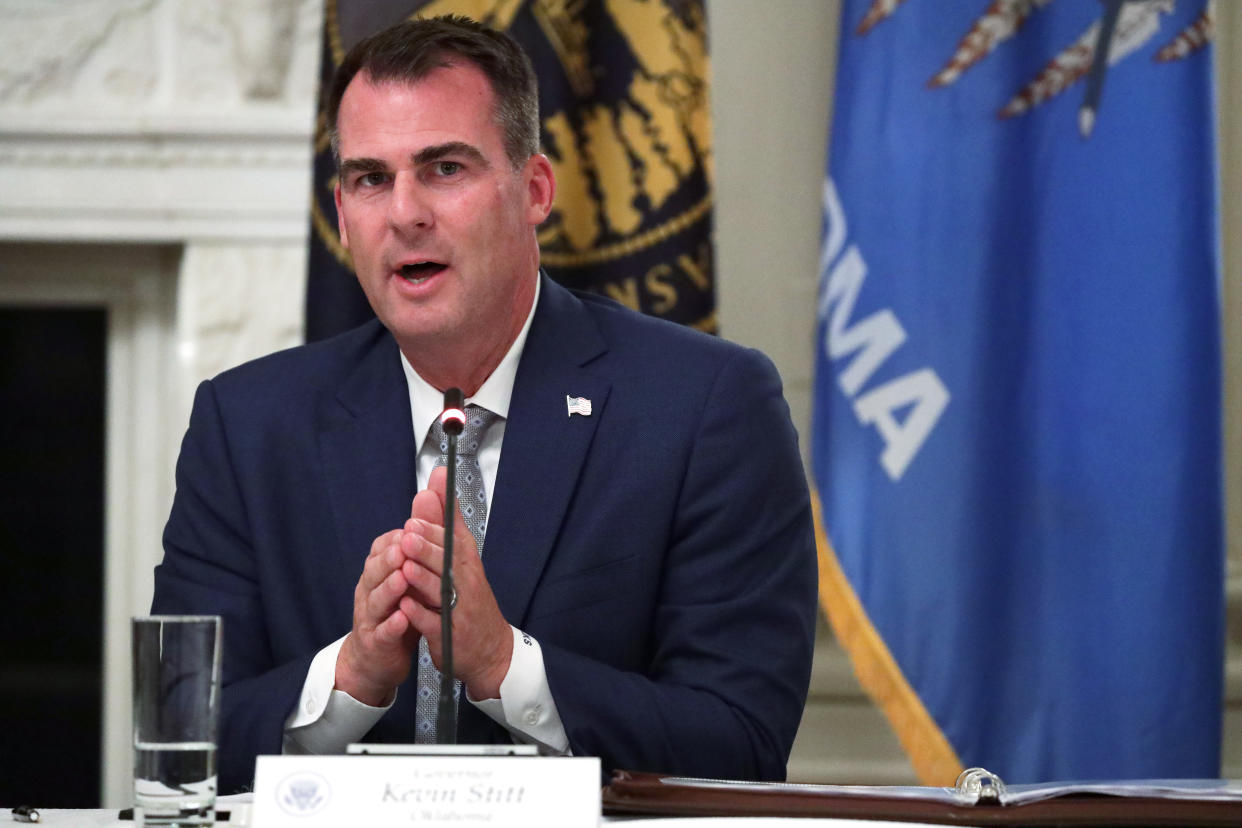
[415,404,498,742]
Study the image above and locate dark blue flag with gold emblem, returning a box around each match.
[306,0,714,342]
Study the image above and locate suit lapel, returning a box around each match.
[484,278,611,627]
[317,325,419,595]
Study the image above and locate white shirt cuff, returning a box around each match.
[283,634,393,754]
[468,627,569,755]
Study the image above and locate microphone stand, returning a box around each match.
[437,389,465,744]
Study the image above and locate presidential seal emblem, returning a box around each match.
[276,771,331,816]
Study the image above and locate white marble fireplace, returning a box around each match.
[0,0,322,805]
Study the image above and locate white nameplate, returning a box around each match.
[253,754,600,827]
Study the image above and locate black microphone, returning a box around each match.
[437,388,465,743]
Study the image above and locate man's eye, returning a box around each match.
[358,172,388,187]
[436,162,462,176]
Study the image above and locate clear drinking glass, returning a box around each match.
[132,615,221,827]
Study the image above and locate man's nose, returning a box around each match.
[387,172,432,230]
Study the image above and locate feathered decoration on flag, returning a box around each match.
[1155,4,1213,62]
[856,0,908,36]
[928,0,1054,89]
[859,0,1214,137]
[998,0,1170,120]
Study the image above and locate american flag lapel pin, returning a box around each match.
[566,395,592,417]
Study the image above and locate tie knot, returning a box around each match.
[430,403,497,458]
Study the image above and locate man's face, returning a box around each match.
[334,63,553,367]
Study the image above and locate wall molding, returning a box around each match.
[0,112,314,242]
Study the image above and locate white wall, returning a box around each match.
[710,0,838,466]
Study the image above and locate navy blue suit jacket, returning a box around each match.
[154,277,817,793]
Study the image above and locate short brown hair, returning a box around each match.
[326,15,539,169]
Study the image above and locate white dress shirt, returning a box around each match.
[283,278,569,755]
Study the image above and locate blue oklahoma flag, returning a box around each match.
[813,0,1222,783]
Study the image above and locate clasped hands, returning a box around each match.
[335,466,513,707]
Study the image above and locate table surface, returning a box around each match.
[2,808,926,828]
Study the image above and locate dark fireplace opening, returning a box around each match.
[0,306,107,807]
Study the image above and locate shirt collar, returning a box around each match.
[400,275,540,445]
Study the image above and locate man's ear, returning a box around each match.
[525,154,556,225]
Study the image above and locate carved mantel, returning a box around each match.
[0,0,320,242]
[0,113,312,241]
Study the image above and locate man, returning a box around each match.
[154,15,816,794]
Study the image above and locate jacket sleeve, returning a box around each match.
[541,347,818,781]
[153,379,313,795]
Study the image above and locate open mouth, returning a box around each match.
[399,261,447,284]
